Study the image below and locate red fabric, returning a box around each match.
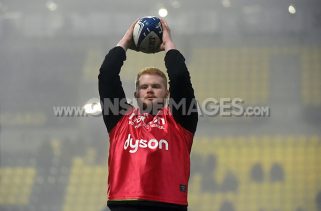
[107,107,194,205]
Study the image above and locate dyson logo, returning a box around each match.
[124,134,169,153]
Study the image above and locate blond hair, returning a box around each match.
[135,67,168,89]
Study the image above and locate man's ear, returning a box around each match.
[165,90,169,98]
[134,91,138,98]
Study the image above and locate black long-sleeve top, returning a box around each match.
[98,46,198,135]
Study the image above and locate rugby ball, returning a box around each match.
[133,16,163,53]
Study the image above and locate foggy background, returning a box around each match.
[0,0,321,210]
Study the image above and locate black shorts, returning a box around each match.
[108,205,187,211]
[107,201,187,211]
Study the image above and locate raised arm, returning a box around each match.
[161,19,198,134]
[98,20,137,133]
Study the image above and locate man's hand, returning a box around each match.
[117,18,175,53]
[117,19,139,51]
[159,18,176,52]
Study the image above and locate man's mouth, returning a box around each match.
[146,96,156,100]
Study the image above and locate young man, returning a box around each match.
[98,18,198,211]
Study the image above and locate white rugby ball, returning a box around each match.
[133,16,163,53]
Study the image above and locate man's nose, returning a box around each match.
[147,86,153,92]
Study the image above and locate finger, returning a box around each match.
[160,18,166,30]
[131,18,140,28]
[160,18,169,29]
[126,18,139,34]
[159,44,165,51]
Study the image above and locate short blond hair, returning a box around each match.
[135,67,168,89]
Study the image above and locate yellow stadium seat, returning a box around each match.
[0,167,36,205]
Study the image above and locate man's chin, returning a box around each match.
[139,101,165,114]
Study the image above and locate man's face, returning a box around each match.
[135,74,169,112]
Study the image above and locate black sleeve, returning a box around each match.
[165,49,198,134]
[98,46,131,133]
